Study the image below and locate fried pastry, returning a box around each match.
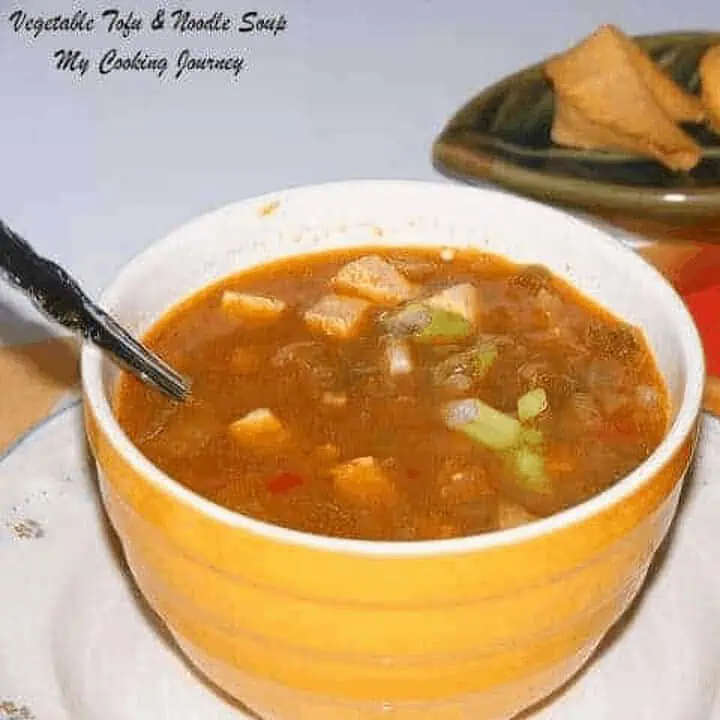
[608,25,705,123]
[545,25,702,171]
[700,44,720,132]
[551,100,700,171]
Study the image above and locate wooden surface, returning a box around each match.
[706,376,720,415]
[0,232,717,456]
[0,337,80,453]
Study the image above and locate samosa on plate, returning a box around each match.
[700,44,720,132]
[605,25,705,123]
[545,24,703,171]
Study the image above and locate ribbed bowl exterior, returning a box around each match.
[81,180,704,718]
[86,404,697,720]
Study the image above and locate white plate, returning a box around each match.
[1,404,719,720]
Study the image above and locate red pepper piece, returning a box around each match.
[268,471,304,494]
[682,283,720,377]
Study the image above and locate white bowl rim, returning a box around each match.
[81,179,706,557]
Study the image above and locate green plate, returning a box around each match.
[433,31,720,223]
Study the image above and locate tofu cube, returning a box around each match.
[322,391,348,408]
[497,500,537,530]
[383,337,414,376]
[330,457,396,505]
[313,443,341,463]
[331,255,416,305]
[425,283,479,326]
[304,294,371,339]
[221,291,286,322]
[229,408,288,448]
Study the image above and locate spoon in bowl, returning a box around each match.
[0,220,191,402]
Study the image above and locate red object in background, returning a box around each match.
[665,244,720,379]
[639,240,720,413]
[683,284,720,377]
[672,246,720,297]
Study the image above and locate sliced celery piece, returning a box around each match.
[445,399,522,450]
[383,303,431,335]
[432,343,498,388]
[520,427,544,446]
[414,307,472,343]
[517,388,548,422]
[473,342,498,377]
[513,447,549,492]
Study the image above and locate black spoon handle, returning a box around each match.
[0,220,190,402]
[0,219,93,331]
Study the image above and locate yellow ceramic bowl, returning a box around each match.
[82,181,705,720]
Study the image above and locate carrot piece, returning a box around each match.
[545,443,575,474]
[683,283,720,371]
[268,471,304,494]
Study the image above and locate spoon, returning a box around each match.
[0,220,191,402]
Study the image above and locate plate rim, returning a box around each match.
[1,403,720,720]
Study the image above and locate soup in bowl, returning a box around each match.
[82,180,704,719]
